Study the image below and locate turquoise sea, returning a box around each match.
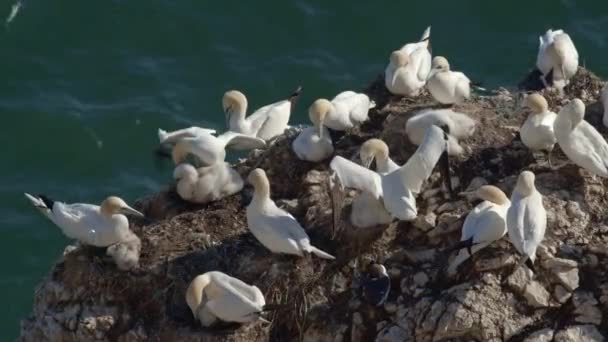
[1,0,607,338]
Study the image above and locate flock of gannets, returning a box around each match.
[23,25,608,327]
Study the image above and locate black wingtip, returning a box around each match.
[288,86,303,101]
[544,68,554,87]
[37,194,55,209]
[439,150,453,196]
[525,258,536,273]
[448,237,474,254]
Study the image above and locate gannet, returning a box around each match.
[536,29,579,92]
[359,139,400,174]
[310,91,375,131]
[173,163,244,204]
[24,194,144,247]
[506,171,546,266]
[447,185,510,275]
[223,87,301,141]
[361,262,390,306]
[330,125,450,226]
[385,26,432,96]
[426,56,471,105]
[554,99,608,177]
[406,108,476,156]
[602,83,608,128]
[186,271,268,327]
[519,93,557,165]
[159,128,266,166]
[291,100,334,162]
[106,230,141,271]
[246,168,335,259]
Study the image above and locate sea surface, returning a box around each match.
[1,0,607,338]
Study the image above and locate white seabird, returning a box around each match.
[310,91,375,131]
[246,168,335,259]
[536,29,579,92]
[447,185,510,276]
[24,194,144,247]
[506,171,546,266]
[185,271,268,327]
[291,100,334,162]
[406,108,476,156]
[222,87,302,141]
[330,125,450,226]
[173,163,244,204]
[159,128,266,166]
[601,83,608,128]
[426,56,471,105]
[385,26,432,96]
[519,93,557,165]
[554,99,608,177]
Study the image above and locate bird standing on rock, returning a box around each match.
[506,171,546,269]
[291,101,334,162]
[309,91,375,132]
[536,29,578,93]
[246,168,335,260]
[553,98,608,178]
[406,108,476,156]
[519,93,557,167]
[24,194,144,247]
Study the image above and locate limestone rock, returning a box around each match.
[554,325,605,342]
[523,281,551,307]
[524,328,554,342]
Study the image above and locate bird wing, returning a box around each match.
[522,194,546,258]
[410,47,432,82]
[247,100,290,136]
[471,205,508,244]
[506,194,526,256]
[571,122,608,176]
[158,127,216,144]
[224,277,265,305]
[399,125,446,193]
[51,203,101,242]
[219,131,267,151]
[205,290,260,323]
[329,156,382,198]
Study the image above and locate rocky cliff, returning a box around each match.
[20,69,608,341]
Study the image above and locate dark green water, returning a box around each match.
[1,0,607,338]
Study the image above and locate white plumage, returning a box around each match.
[406,108,476,155]
[173,163,244,204]
[185,271,267,326]
[426,56,471,105]
[520,93,557,154]
[222,88,301,141]
[554,99,608,177]
[536,29,579,91]
[159,128,266,166]
[385,26,432,96]
[246,169,335,259]
[24,194,143,247]
[312,91,375,131]
[291,101,334,162]
[330,125,448,225]
[447,186,510,275]
[506,171,546,263]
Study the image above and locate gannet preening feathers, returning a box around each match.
[520,93,557,164]
[447,185,510,275]
[223,87,301,141]
[554,99,608,177]
[384,26,432,96]
[426,56,471,105]
[406,109,476,156]
[24,194,144,247]
[311,91,375,131]
[330,125,451,225]
[291,101,334,162]
[185,271,269,327]
[506,171,547,265]
[246,169,335,259]
[536,29,579,91]
[173,163,244,204]
[159,128,266,166]
[601,83,608,128]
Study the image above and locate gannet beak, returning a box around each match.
[120,205,145,218]
[317,123,323,139]
[224,106,232,127]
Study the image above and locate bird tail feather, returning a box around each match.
[420,26,431,42]
[24,193,54,211]
[288,86,303,102]
[310,246,335,260]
